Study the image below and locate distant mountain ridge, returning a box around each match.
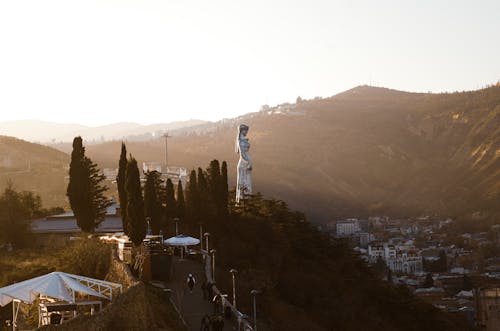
[0,119,209,143]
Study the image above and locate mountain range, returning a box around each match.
[0,119,208,143]
[1,85,498,222]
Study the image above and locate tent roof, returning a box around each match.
[0,272,121,307]
[164,234,200,246]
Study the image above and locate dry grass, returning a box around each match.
[0,249,59,287]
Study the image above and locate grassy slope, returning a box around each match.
[0,136,69,208]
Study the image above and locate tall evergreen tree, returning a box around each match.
[207,160,221,220]
[221,161,229,216]
[176,180,185,222]
[116,142,129,234]
[165,178,177,230]
[67,136,111,233]
[197,167,210,220]
[144,171,162,235]
[125,157,146,245]
[185,170,199,227]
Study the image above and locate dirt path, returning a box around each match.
[167,256,236,331]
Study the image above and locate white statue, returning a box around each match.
[235,124,252,203]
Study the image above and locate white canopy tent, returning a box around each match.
[164,235,200,259]
[0,272,122,330]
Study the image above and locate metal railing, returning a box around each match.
[203,254,254,331]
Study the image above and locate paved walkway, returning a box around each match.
[166,256,236,331]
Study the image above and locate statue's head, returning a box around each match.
[235,124,249,153]
[239,124,249,136]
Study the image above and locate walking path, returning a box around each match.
[166,256,236,331]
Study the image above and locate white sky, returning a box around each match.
[0,0,499,126]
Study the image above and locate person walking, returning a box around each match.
[186,273,196,293]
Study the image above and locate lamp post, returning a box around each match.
[250,290,260,331]
[174,217,179,236]
[204,232,210,252]
[210,249,216,282]
[198,222,204,252]
[146,217,152,235]
[229,269,238,308]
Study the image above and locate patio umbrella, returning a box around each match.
[164,234,200,246]
[164,235,200,259]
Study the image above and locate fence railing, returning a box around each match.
[203,254,254,331]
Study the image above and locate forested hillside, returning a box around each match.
[79,85,500,222]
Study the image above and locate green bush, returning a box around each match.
[59,239,111,280]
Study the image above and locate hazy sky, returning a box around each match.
[0,0,499,126]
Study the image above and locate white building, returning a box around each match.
[143,162,163,174]
[358,232,376,248]
[336,219,361,237]
[103,168,118,181]
[368,243,423,275]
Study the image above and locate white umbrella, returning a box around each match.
[164,235,200,259]
[164,234,200,246]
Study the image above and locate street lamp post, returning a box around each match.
[204,232,210,252]
[229,269,238,308]
[250,290,260,331]
[146,217,151,235]
[198,222,204,252]
[174,217,179,236]
[210,249,216,282]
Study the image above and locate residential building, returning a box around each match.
[368,243,423,275]
[336,219,361,237]
[474,288,500,331]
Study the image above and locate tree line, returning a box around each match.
[0,183,64,248]
[67,138,230,246]
[116,142,230,244]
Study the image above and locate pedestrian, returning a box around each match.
[200,314,210,331]
[186,273,196,293]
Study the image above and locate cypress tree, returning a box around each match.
[67,136,110,233]
[165,178,177,229]
[116,142,129,234]
[125,157,146,245]
[197,167,209,222]
[207,160,220,210]
[176,180,185,222]
[207,160,221,189]
[221,161,229,216]
[67,137,89,228]
[185,170,199,227]
[144,171,162,235]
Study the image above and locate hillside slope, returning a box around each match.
[0,136,69,208]
[81,85,500,222]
